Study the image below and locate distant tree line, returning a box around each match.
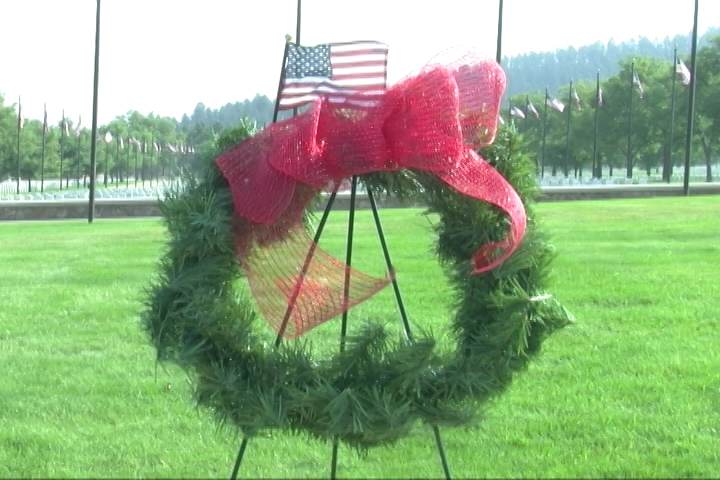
[1,30,718,191]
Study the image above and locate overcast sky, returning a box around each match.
[2,0,717,126]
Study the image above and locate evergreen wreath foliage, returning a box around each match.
[142,123,573,451]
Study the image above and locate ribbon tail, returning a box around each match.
[434,149,527,274]
[238,220,391,339]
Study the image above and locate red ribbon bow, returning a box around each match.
[216,52,526,338]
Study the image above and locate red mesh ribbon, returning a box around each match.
[216,51,526,339]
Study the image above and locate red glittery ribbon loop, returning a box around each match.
[216,52,526,338]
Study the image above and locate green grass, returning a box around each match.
[0,196,719,478]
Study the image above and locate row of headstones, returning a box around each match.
[0,186,170,202]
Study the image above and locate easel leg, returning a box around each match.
[329,176,358,479]
[229,437,249,480]
[366,188,452,480]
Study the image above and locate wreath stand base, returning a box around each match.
[228,175,453,479]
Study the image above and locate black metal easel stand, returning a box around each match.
[228,176,452,480]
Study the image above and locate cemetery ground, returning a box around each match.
[0,196,718,478]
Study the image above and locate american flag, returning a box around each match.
[546,95,565,113]
[676,59,691,86]
[572,88,582,109]
[278,40,389,110]
[73,116,83,137]
[527,101,540,118]
[633,72,644,99]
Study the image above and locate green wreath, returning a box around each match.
[142,123,572,450]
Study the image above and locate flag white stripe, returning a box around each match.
[330,54,388,65]
[284,76,386,88]
[330,42,389,53]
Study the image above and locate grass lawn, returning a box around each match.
[0,196,718,478]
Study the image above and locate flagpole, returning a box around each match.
[272,39,292,123]
[496,0,503,64]
[667,46,678,183]
[541,87,548,178]
[626,62,634,179]
[60,110,65,190]
[103,135,110,187]
[88,0,102,223]
[76,132,82,188]
[126,137,131,188]
[115,136,120,188]
[683,0,699,194]
[593,71,601,178]
[41,103,47,192]
[16,96,21,195]
[564,80,572,177]
[150,134,154,187]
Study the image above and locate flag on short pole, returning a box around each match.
[572,87,582,109]
[510,106,525,119]
[104,131,113,144]
[527,101,540,118]
[676,59,691,85]
[633,72,644,99]
[73,116,83,137]
[278,41,389,110]
[166,144,177,153]
[43,105,48,133]
[546,95,565,113]
[17,102,24,130]
[598,86,603,107]
[129,138,141,149]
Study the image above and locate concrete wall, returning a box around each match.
[1,183,719,222]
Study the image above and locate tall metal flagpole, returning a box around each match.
[593,71,600,178]
[667,46,678,183]
[683,0,699,195]
[496,0,503,64]
[541,87,549,178]
[16,96,21,194]
[88,0,102,223]
[60,110,65,190]
[626,62,635,179]
[564,80,572,177]
[41,103,47,192]
[231,9,299,480]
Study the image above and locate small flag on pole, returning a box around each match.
[279,41,389,110]
[510,106,525,119]
[527,101,540,118]
[598,86,603,107]
[129,138,141,149]
[572,88,582,109]
[676,59,691,85]
[104,131,113,144]
[633,72,644,99]
[43,105,48,133]
[498,115,505,125]
[118,137,124,149]
[546,95,565,113]
[166,144,177,153]
[17,102,24,130]
[73,116,83,137]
